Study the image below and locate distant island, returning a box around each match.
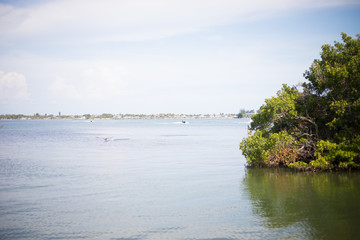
[0,113,244,120]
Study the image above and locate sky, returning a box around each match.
[0,0,359,115]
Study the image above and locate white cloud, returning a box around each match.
[0,0,358,43]
[49,77,82,100]
[81,66,129,101]
[0,71,29,101]
[48,64,128,102]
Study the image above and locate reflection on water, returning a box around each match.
[243,168,360,240]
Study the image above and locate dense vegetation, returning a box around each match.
[240,33,360,171]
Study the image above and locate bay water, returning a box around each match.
[0,119,359,239]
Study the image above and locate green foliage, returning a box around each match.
[304,33,360,140]
[99,113,114,118]
[237,109,255,118]
[315,137,360,168]
[240,130,269,167]
[240,130,295,167]
[237,109,245,118]
[0,114,26,119]
[308,158,330,170]
[0,114,58,120]
[240,33,360,171]
[288,161,309,170]
[83,114,92,119]
[251,84,299,134]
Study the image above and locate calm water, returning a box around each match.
[0,119,359,240]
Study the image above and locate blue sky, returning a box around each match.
[0,0,359,115]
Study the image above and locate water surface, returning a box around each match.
[0,119,359,239]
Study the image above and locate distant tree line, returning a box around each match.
[237,109,256,118]
[0,113,238,120]
[0,114,26,120]
[0,113,118,120]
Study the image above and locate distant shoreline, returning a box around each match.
[0,113,246,120]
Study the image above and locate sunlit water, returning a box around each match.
[0,119,359,240]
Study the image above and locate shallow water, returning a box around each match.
[0,119,359,239]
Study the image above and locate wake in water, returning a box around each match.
[97,136,112,142]
[96,137,130,142]
[173,120,189,124]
